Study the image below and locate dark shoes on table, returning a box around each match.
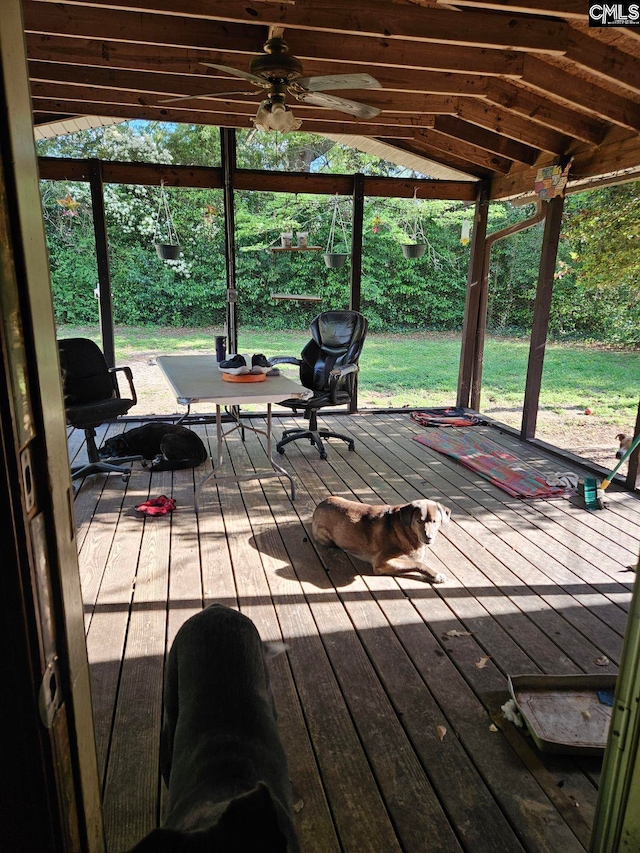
[219,353,272,375]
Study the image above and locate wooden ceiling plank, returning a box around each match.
[22,3,267,53]
[30,83,452,129]
[485,79,607,144]
[412,128,513,172]
[522,56,640,130]
[456,99,568,154]
[490,132,640,197]
[567,132,640,182]
[28,0,570,53]
[434,0,588,19]
[23,13,527,78]
[566,29,640,96]
[29,76,464,118]
[380,138,489,178]
[27,59,492,101]
[432,115,538,163]
[30,98,419,137]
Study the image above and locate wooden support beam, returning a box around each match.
[350,173,365,316]
[349,172,365,413]
[470,201,546,410]
[520,193,565,440]
[625,399,640,491]
[220,128,237,356]
[88,158,115,367]
[456,180,490,409]
[38,157,478,201]
[456,99,568,156]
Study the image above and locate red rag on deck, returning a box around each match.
[136,495,176,516]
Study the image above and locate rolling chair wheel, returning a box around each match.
[277,447,285,455]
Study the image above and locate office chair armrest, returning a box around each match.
[330,363,358,378]
[109,366,137,405]
[328,362,359,404]
[269,356,302,366]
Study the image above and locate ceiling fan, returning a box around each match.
[162,36,381,132]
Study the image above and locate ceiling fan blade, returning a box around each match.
[296,73,381,93]
[199,63,269,87]
[159,90,257,105]
[293,91,381,120]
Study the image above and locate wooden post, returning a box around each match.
[88,158,115,367]
[520,193,565,439]
[471,202,546,411]
[350,173,365,313]
[220,128,238,357]
[625,398,640,490]
[457,180,490,409]
[349,173,365,412]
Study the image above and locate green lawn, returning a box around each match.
[59,325,639,423]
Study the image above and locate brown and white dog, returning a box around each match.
[128,605,299,853]
[312,496,451,584]
[615,433,633,460]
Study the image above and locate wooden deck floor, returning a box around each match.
[69,411,640,853]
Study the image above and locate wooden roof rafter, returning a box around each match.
[21,0,640,198]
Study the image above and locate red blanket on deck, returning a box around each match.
[412,429,567,498]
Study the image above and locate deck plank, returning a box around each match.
[267,414,593,853]
[70,412,640,853]
[226,425,403,852]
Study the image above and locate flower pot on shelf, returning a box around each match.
[155,243,181,260]
[323,252,348,268]
[401,243,426,259]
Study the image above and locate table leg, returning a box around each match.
[194,404,296,511]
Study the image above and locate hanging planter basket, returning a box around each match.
[399,189,427,260]
[401,243,427,259]
[324,252,348,268]
[155,243,181,260]
[153,179,181,260]
[324,195,350,269]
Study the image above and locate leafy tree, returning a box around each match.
[37,121,639,346]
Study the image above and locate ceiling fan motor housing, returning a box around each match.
[250,37,303,82]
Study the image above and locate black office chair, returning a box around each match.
[58,337,142,480]
[271,310,368,459]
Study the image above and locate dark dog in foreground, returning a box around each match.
[129,605,299,853]
[99,422,208,471]
[312,496,451,584]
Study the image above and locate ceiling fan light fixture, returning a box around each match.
[253,99,302,133]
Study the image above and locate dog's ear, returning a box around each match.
[439,504,452,525]
[616,433,626,442]
[400,502,421,527]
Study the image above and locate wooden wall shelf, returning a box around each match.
[271,293,322,303]
[270,246,323,253]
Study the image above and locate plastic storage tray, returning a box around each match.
[508,673,616,754]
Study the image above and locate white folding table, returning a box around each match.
[156,355,311,507]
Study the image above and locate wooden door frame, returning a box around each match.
[0,2,103,849]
